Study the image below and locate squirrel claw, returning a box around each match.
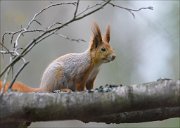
[60,88,72,93]
[87,89,94,93]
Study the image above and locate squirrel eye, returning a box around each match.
[101,48,106,52]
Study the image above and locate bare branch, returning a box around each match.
[75,0,111,21]
[47,22,62,29]
[8,61,29,91]
[0,62,12,93]
[54,33,86,43]
[2,31,22,45]
[106,1,153,18]
[26,2,76,29]
[33,19,42,26]
[77,1,104,17]
[0,43,12,56]
[90,107,180,123]
[73,0,80,19]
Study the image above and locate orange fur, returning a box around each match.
[0,81,43,93]
[89,23,115,65]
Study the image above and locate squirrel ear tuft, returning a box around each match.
[104,25,110,43]
[91,22,102,49]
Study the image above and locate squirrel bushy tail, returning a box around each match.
[0,81,43,93]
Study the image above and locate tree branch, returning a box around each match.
[0,79,179,127]
[88,107,180,123]
[73,0,80,19]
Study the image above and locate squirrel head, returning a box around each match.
[89,22,116,64]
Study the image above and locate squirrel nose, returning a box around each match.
[111,55,116,61]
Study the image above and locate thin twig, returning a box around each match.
[0,58,12,93]
[0,51,15,55]
[0,43,13,56]
[107,1,153,18]
[26,2,76,29]
[54,33,86,43]
[10,30,23,44]
[8,61,29,91]
[33,20,42,26]
[75,0,111,21]
[2,31,20,45]
[77,1,104,17]
[74,0,80,19]
[14,29,45,48]
[47,22,62,29]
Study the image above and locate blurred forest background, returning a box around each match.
[0,0,179,128]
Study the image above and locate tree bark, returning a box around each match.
[0,79,179,127]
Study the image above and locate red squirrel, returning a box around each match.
[0,23,116,92]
